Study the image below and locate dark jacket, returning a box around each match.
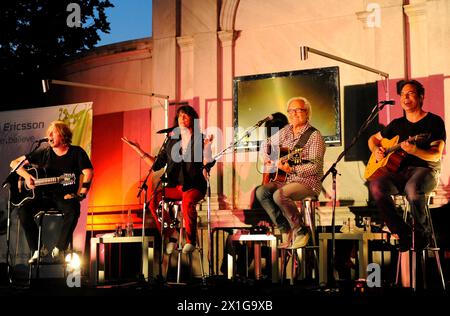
[152,129,207,194]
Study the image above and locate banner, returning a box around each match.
[0,102,93,264]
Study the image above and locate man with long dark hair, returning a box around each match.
[123,105,212,254]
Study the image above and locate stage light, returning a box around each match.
[65,252,81,270]
[41,79,50,93]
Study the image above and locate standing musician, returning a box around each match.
[122,105,212,254]
[10,121,93,263]
[368,79,446,251]
[255,97,325,248]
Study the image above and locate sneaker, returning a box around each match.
[28,250,39,264]
[290,230,310,249]
[182,243,195,254]
[51,247,60,259]
[278,230,293,249]
[166,241,177,255]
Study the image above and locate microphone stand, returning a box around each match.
[202,121,265,276]
[1,141,45,285]
[321,100,391,288]
[141,133,170,282]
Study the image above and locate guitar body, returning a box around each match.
[262,147,300,184]
[364,135,407,181]
[9,167,43,207]
[8,167,76,207]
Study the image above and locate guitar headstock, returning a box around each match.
[59,173,76,186]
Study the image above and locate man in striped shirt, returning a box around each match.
[256,96,325,248]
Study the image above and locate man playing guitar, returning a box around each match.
[10,121,93,263]
[255,97,325,248]
[368,80,446,252]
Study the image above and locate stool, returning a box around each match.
[162,200,205,284]
[29,209,73,280]
[226,230,279,283]
[280,196,319,285]
[393,193,445,290]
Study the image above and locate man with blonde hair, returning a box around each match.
[10,120,93,263]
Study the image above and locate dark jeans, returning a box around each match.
[369,166,438,241]
[17,193,80,252]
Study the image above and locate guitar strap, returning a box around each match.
[294,126,317,150]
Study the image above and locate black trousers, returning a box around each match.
[16,193,80,252]
[369,166,438,241]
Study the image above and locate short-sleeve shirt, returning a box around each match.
[381,112,446,172]
[28,145,93,195]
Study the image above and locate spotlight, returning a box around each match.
[65,252,81,270]
[41,79,50,93]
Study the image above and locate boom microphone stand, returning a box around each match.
[203,119,268,276]
[1,140,46,284]
[147,132,171,281]
[321,100,393,288]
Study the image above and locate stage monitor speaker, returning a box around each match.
[344,82,380,162]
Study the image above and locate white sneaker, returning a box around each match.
[51,247,60,259]
[182,243,195,254]
[166,242,177,255]
[28,250,39,264]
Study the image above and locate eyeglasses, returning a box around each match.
[287,108,307,114]
[400,91,417,98]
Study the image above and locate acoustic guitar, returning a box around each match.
[262,147,303,184]
[9,167,75,207]
[364,133,430,181]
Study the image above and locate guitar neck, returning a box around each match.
[385,143,402,154]
[34,177,60,186]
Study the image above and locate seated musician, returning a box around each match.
[367,79,446,251]
[255,97,325,248]
[9,121,94,263]
[122,105,213,254]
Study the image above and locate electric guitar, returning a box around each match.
[262,147,303,184]
[9,167,76,207]
[364,133,430,181]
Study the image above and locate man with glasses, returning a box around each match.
[368,80,446,251]
[256,96,325,248]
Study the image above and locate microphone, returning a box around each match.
[299,46,309,61]
[379,100,395,105]
[35,137,49,144]
[157,126,176,134]
[255,115,274,127]
[169,101,189,106]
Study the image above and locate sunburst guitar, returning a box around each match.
[364,133,430,181]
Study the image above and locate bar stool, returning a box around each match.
[393,193,445,290]
[28,209,73,281]
[280,196,319,285]
[162,200,205,284]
